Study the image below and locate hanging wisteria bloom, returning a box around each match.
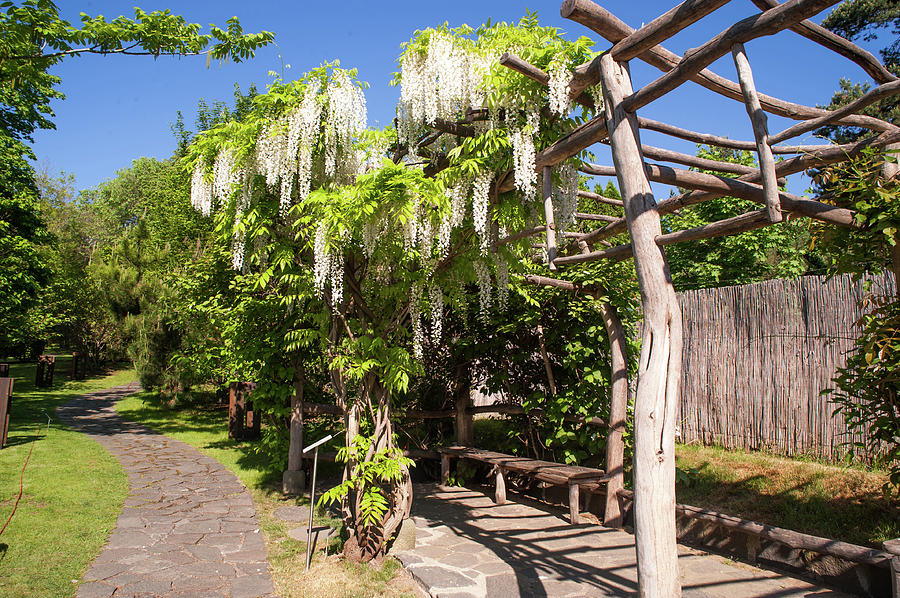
[189,67,371,277]
[548,62,571,117]
[419,207,435,258]
[449,177,470,228]
[473,259,492,324]
[325,70,367,180]
[554,163,579,231]
[509,108,540,199]
[396,30,491,152]
[403,197,420,254]
[290,80,323,213]
[494,254,509,311]
[410,283,424,359]
[232,228,246,271]
[212,148,243,203]
[329,252,344,310]
[313,222,330,297]
[472,171,493,255]
[190,162,213,216]
[429,283,444,341]
[362,219,380,258]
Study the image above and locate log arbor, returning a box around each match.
[391,1,898,593]
[497,1,899,596]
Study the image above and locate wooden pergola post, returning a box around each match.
[455,391,474,446]
[732,42,782,223]
[596,295,629,528]
[599,51,683,597]
[283,365,306,495]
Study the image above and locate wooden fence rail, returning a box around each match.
[677,271,894,459]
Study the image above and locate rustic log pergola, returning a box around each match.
[497,1,898,595]
[277,0,898,592]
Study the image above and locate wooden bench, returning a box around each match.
[438,446,609,524]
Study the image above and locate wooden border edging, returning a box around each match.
[617,489,891,568]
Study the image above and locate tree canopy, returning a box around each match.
[0,1,273,353]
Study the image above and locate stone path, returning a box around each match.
[395,484,853,598]
[56,384,276,598]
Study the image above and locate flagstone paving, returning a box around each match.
[395,483,853,598]
[56,384,276,598]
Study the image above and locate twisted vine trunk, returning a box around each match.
[341,377,412,562]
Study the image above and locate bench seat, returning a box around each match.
[438,445,609,524]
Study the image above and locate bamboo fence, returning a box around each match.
[676,271,895,459]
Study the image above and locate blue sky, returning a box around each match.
[32,1,889,198]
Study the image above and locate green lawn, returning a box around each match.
[115,391,420,598]
[676,443,899,548]
[0,360,137,598]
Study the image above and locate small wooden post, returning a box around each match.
[35,355,55,388]
[35,356,45,388]
[536,323,557,396]
[0,364,8,378]
[596,295,629,528]
[246,395,261,439]
[283,370,306,495]
[569,481,581,524]
[455,390,474,447]
[884,539,900,598]
[228,382,259,440]
[288,379,304,470]
[228,382,245,440]
[494,466,507,504]
[441,454,451,486]
[543,165,558,269]
[0,377,12,449]
[74,353,87,380]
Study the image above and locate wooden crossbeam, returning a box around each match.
[431,118,477,138]
[657,209,772,245]
[769,79,900,145]
[638,116,760,152]
[611,0,731,62]
[732,43,782,222]
[523,274,580,291]
[575,212,618,222]
[499,53,596,109]
[567,57,602,103]
[750,0,898,84]
[561,0,892,132]
[578,189,624,208]
[572,129,899,248]
[554,243,633,265]
[554,210,776,266]
[581,162,857,227]
[637,117,861,155]
[536,114,609,169]
[623,0,841,114]
[767,129,900,180]
[494,225,546,250]
[634,141,760,177]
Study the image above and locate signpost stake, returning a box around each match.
[303,434,332,571]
